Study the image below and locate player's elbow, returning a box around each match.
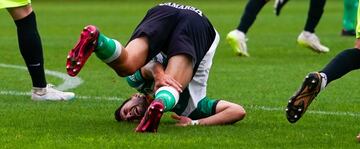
[230,104,246,122]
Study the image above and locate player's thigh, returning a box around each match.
[5,0,33,20]
[109,36,149,76]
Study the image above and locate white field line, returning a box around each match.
[1,63,358,117]
[249,105,359,117]
[0,89,358,117]
[0,90,125,101]
[0,63,83,91]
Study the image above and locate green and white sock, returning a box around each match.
[155,86,179,112]
[95,33,122,63]
[126,70,145,90]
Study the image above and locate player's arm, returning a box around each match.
[141,60,182,92]
[198,100,246,125]
[172,100,246,126]
[126,55,181,92]
[140,60,165,80]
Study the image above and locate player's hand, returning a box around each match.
[171,114,192,127]
[154,73,182,93]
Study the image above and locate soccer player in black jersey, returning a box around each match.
[67,3,244,132]
[114,53,245,127]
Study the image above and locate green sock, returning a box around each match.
[343,0,358,31]
[155,87,179,112]
[126,70,145,90]
[95,33,122,63]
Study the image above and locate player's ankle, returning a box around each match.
[95,33,123,63]
[155,86,179,112]
[126,70,145,89]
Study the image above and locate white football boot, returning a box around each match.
[226,29,250,57]
[297,31,329,53]
[31,84,75,101]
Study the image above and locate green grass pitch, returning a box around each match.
[0,0,359,148]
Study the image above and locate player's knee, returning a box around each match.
[115,67,137,77]
[114,70,126,77]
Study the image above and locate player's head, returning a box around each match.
[114,93,149,121]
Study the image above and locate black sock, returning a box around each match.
[320,48,360,84]
[304,0,326,33]
[15,11,47,88]
[236,0,268,34]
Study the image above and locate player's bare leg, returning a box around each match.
[106,37,149,77]
[67,25,148,77]
[136,54,193,132]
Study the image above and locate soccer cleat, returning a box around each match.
[226,30,250,57]
[135,100,164,133]
[66,25,99,77]
[31,84,75,101]
[297,31,329,53]
[274,0,289,16]
[286,72,323,123]
[341,29,356,36]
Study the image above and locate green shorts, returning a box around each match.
[187,97,219,120]
[0,0,31,9]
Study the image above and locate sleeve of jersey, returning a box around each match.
[187,97,219,120]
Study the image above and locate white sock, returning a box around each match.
[319,72,327,90]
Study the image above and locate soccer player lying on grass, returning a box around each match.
[286,0,360,140]
[113,54,246,127]
[66,2,244,132]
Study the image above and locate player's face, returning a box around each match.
[119,93,148,121]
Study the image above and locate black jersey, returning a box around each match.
[128,2,216,72]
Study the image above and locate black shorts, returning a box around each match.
[128,3,216,72]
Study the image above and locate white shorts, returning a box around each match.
[180,30,220,116]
